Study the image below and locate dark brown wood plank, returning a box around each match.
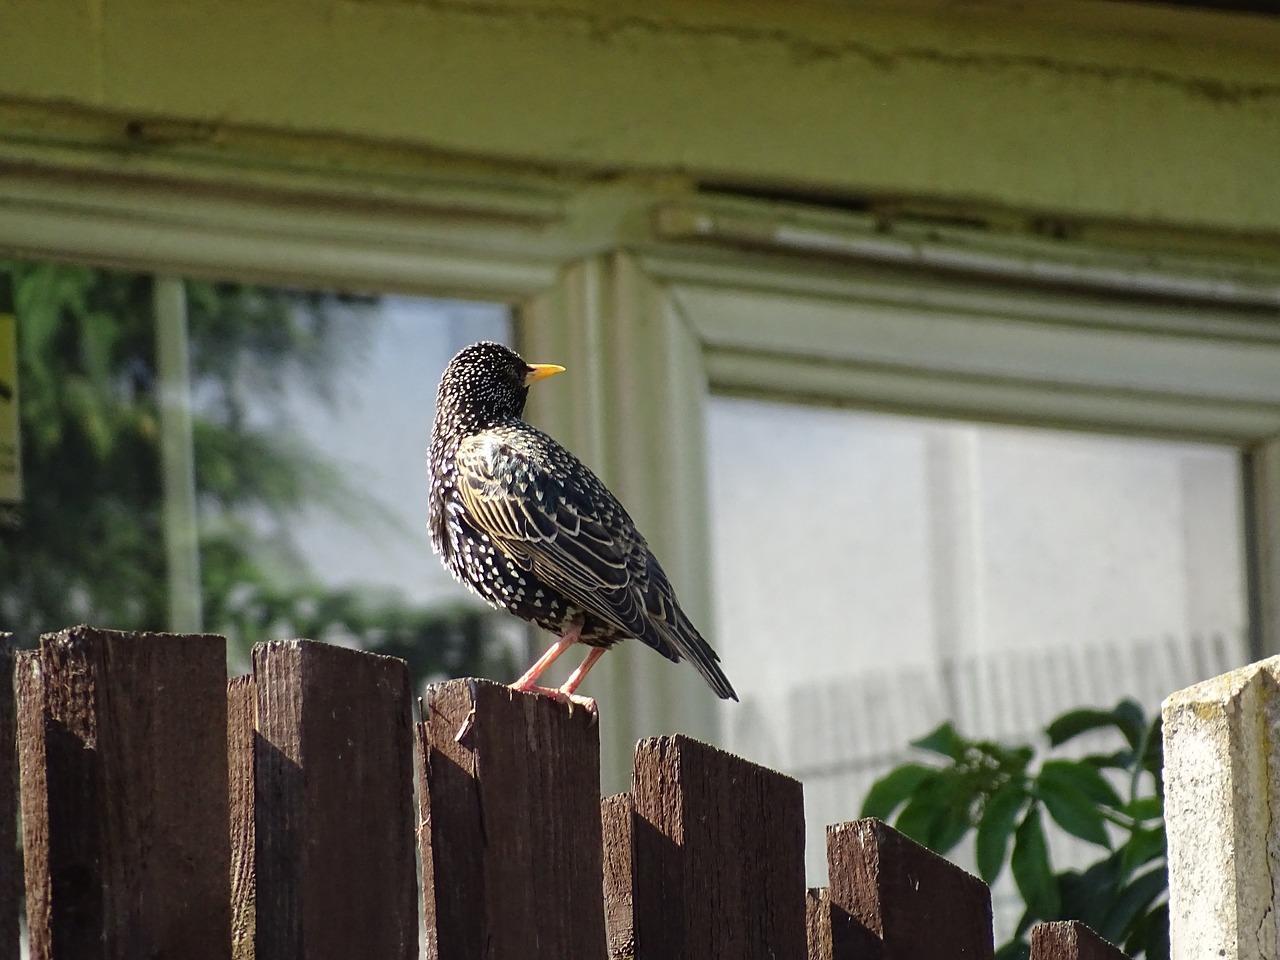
[807,887,833,960]
[827,818,994,960]
[1031,921,1131,960]
[227,676,255,960]
[253,640,416,960]
[17,626,231,960]
[0,636,16,960]
[16,650,53,960]
[602,792,636,960]
[418,677,606,960]
[631,734,807,960]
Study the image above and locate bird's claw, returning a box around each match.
[508,682,598,726]
[560,691,599,726]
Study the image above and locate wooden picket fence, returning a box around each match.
[0,626,1133,960]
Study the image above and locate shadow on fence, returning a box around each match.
[0,626,1134,959]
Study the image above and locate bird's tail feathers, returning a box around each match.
[648,609,738,702]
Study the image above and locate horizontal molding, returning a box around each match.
[0,171,562,297]
[706,348,1280,444]
[654,203,1280,309]
[674,283,1280,406]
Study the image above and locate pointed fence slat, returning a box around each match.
[602,792,637,960]
[826,818,994,960]
[0,636,15,960]
[252,640,416,960]
[1,631,1151,960]
[16,626,231,960]
[417,678,607,960]
[629,734,807,960]
[806,887,833,960]
[1031,921,1130,960]
[227,675,256,960]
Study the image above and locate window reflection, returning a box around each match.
[706,396,1249,881]
[0,261,519,689]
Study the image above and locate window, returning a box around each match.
[706,397,1248,880]
[6,179,1280,802]
[0,260,520,688]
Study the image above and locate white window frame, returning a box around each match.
[5,172,1280,790]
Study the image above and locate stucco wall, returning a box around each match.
[3,0,1280,240]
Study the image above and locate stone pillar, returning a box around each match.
[1162,655,1280,960]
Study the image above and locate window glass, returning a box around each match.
[0,261,519,689]
[187,284,520,680]
[706,396,1249,881]
[0,262,168,640]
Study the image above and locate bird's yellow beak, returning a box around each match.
[524,363,565,386]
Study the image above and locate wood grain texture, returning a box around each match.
[0,637,16,960]
[1031,921,1131,960]
[253,640,416,960]
[827,818,994,960]
[631,734,806,960]
[602,792,636,960]
[807,887,833,960]
[17,626,231,960]
[227,676,255,960]
[418,678,606,960]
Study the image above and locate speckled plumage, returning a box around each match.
[428,341,737,701]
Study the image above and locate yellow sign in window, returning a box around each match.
[0,305,19,515]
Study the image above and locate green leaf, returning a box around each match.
[893,785,949,848]
[994,940,1031,960]
[1036,763,1113,848]
[1081,749,1136,771]
[1045,699,1146,750]
[1123,795,1163,822]
[927,802,972,856]
[1119,824,1166,876]
[1010,808,1059,919]
[911,721,968,761]
[1112,700,1150,752]
[1042,759,1123,809]
[1100,864,1167,943]
[976,782,1027,884]
[1125,901,1170,960]
[891,772,974,854]
[860,764,939,820]
[1058,861,1119,931]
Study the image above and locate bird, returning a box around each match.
[428,340,737,716]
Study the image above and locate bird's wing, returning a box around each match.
[455,433,738,701]
[454,434,650,634]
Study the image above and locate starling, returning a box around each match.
[429,341,738,714]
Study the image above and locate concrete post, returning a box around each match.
[1162,655,1280,960]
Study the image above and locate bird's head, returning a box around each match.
[435,341,565,429]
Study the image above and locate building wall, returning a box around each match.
[5,0,1280,798]
[3,0,1280,242]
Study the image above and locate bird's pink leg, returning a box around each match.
[560,647,606,695]
[507,624,598,720]
[510,624,582,691]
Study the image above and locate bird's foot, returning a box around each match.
[507,681,599,725]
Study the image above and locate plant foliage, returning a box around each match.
[861,699,1166,960]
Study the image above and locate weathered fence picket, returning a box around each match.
[628,734,808,960]
[417,677,606,960]
[226,674,255,960]
[16,626,230,960]
[601,792,637,958]
[251,639,417,960]
[0,636,14,960]
[824,818,995,959]
[6,628,1145,960]
[805,887,833,960]
[1032,921,1132,960]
